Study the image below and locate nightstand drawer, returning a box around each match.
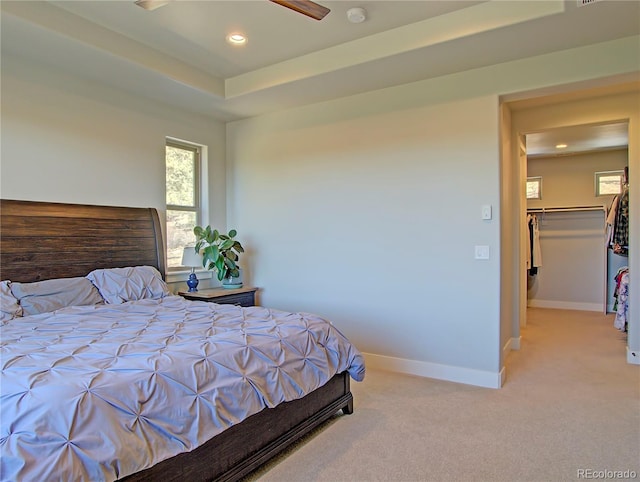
[206,291,254,307]
[179,287,258,307]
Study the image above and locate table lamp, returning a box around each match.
[181,247,202,292]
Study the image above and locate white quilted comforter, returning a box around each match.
[0,295,365,481]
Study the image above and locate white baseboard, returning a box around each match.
[503,338,512,359]
[503,336,521,355]
[363,352,504,389]
[502,337,521,380]
[527,299,602,312]
[627,346,640,365]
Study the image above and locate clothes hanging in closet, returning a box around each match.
[526,214,542,275]
[613,266,629,332]
[606,183,629,256]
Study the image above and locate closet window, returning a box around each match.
[526,177,542,200]
[595,170,624,196]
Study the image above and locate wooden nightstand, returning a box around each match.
[178,286,259,307]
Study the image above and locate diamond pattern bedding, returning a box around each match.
[0,295,365,482]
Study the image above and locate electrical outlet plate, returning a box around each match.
[475,245,490,260]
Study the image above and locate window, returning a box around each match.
[166,140,201,270]
[526,177,542,200]
[595,170,624,196]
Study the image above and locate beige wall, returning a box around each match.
[0,53,227,230]
[527,149,627,209]
[500,104,517,360]
[229,94,502,387]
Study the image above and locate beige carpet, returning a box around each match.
[245,308,639,482]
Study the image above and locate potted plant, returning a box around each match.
[193,225,245,287]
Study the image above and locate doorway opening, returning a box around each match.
[523,121,629,316]
[501,80,638,370]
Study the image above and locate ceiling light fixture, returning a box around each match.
[555,143,568,149]
[347,7,366,24]
[227,33,247,46]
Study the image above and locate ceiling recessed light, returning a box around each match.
[227,33,247,45]
[555,143,568,149]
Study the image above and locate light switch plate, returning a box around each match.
[481,205,492,220]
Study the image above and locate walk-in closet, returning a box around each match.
[525,122,629,319]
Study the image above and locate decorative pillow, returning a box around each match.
[1,280,23,322]
[86,266,170,304]
[9,277,104,316]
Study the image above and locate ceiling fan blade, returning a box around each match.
[270,0,330,20]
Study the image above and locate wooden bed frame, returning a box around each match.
[0,199,354,482]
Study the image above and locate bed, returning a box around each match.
[0,199,365,482]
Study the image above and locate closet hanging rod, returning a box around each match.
[526,205,606,214]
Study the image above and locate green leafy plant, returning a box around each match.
[193,225,245,282]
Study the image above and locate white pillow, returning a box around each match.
[1,280,22,322]
[86,266,170,304]
[9,277,104,316]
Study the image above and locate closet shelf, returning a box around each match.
[526,205,606,214]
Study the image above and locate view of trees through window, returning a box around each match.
[166,142,200,269]
[526,177,542,200]
[595,170,624,196]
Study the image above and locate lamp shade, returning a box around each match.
[181,247,202,268]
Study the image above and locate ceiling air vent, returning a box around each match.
[577,0,602,6]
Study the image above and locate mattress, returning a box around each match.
[0,295,365,481]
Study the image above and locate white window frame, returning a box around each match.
[595,170,624,197]
[526,176,542,200]
[165,139,202,272]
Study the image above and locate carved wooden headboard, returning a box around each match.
[0,199,166,283]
